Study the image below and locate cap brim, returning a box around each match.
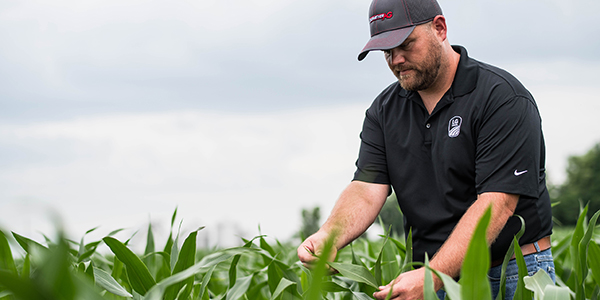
[358,26,415,61]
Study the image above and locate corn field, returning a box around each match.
[0,206,599,300]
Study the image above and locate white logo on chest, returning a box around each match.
[448,116,462,138]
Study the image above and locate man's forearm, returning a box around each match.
[429,192,519,283]
[319,180,390,250]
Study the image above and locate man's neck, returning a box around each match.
[418,47,461,114]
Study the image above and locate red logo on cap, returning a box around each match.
[369,11,393,23]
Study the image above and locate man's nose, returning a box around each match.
[389,48,406,65]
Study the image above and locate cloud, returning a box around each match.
[0,0,598,247]
[0,105,366,242]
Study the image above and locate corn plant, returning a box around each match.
[0,206,598,300]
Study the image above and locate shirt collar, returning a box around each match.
[398,45,479,99]
[450,45,478,97]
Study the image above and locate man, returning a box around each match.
[297,0,554,299]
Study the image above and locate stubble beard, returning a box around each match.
[398,39,443,91]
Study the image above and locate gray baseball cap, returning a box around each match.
[358,0,443,61]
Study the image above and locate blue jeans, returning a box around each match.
[435,247,555,300]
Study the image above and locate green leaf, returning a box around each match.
[523,269,555,300]
[321,281,350,293]
[460,206,492,300]
[226,274,253,300]
[94,266,133,297]
[267,261,283,294]
[163,208,178,256]
[388,236,407,259]
[352,291,378,300]
[103,236,156,295]
[0,231,17,275]
[21,254,30,279]
[304,234,336,300]
[373,230,391,286]
[589,241,600,288]
[144,247,259,299]
[570,205,588,280]
[170,220,183,271]
[228,254,241,289]
[260,236,277,257]
[270,277,296,300]
[164,229,201,300]
[513,239,533,300]
[428,268,461,300]
[423,255,439,300]
[144,221,155,256]
[327,262,379,288]
[495,215,526,300]
[11,232,48,255]
[541,285,572,300]
[402,228,413,273]
[0,269,45,299]
[578,209,600,285]
[85,260,95,283]
[198,265,216,300]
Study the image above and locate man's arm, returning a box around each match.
[297,180,390,267]
[373,192,519,300]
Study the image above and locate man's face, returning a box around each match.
[384,24,442,91]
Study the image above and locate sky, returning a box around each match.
[1,0,599,249]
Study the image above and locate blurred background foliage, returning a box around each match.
[551,143,600,225]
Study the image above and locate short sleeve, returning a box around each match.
[475,95,543,198]
[353,104,391,184]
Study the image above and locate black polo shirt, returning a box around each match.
[353,46,553,262]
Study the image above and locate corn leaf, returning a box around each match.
[327,262,378,288]
[164,229,200,300]
[372,230,391,286]
[513,239,533,300]
[94,266,133,297]
[11,232,48,255]
[198,265,216,300]
[322,281,350,293]
[0,231,17,275]
[570,205,588,280]
[523,269,555,300]
[495,215,526,300]
[145,247,259,299]
[21,254,30,279]
[260,236,276,257]
[103,236,156,295]
[304,234,336,300]
[460,206,491,300]
[270,277,296,300]
[428,268,461,300]
[226,274,253,300]
[401,228,413,273]
[388,236,406,260]
[541,285,571,300]
[423,255,438,300]
[578,209,600,285]
[589,241,600,288]
[0,270,45,299]
[163,208,178,256]
[267,261,283,294]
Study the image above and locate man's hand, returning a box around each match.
[372,268,434,300]
[297,231,338,269]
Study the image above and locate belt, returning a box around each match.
[491,236,551,267]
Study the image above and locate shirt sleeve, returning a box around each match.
[353,103,391,184]
[475,94,544,198]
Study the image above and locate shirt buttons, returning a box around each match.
[426,123,431,129]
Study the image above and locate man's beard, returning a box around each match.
[398,40,443,91]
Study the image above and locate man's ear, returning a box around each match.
[431,15,448,41]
